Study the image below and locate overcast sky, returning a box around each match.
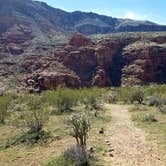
[41,0,166,25]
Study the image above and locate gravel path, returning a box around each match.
[104,104,166,166]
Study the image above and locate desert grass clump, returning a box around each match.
[132,114,157,123]
[69,113,90,146]
[129,104,148,112]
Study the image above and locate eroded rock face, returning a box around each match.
[21,34,166,91]
[22,34,121,91]
[23,72,81,92]
[0,33,166,91]
[122,43,166,86]
[69,33,94,47]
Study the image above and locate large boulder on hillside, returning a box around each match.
[69,33,94,47]
[23,71,81,92]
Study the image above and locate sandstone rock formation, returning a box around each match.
[20,33,166,91]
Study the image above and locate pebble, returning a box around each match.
[109,153,114,157]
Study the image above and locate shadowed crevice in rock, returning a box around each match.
[108,47,125,86]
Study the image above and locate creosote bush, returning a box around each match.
[69,113,90,146]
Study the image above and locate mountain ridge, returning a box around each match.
[0,0,166,37]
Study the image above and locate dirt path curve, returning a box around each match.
[105,104,166,166]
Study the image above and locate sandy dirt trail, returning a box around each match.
[104,104,166,166]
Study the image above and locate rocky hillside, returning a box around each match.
[0,32,165,92]
[0,0,166,92]
[0,0,166,57]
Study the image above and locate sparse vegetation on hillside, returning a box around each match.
[0,87,109,165]
[0,85,166,165]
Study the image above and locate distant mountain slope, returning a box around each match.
[0,0,166,37]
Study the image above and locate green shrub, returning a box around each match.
[79,87,105,110]
[114,87,134,103]
[130,89,144,104]
[148,96,162,107]
[42,87,78,113]
[55,87,78,113]
[142,114,157,122]
[159,105,166,114]
[69,113,90,146]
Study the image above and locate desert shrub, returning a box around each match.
[55,87,78,113]
[12,95,51,143]
[42,86,78,113]
[19,107,50,133]
[2,130,51,149]
[108,91,117,104]
[158,105,166,114]
[69,113,90,146]
[141,114,157,122]
[115,87,134,103]
[80,87,105,110]
[0,94,13,124]
[147,96,162,107]
[64,145,89,166]
[130,89,144,104]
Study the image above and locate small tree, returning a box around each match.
[69,113,90,146]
